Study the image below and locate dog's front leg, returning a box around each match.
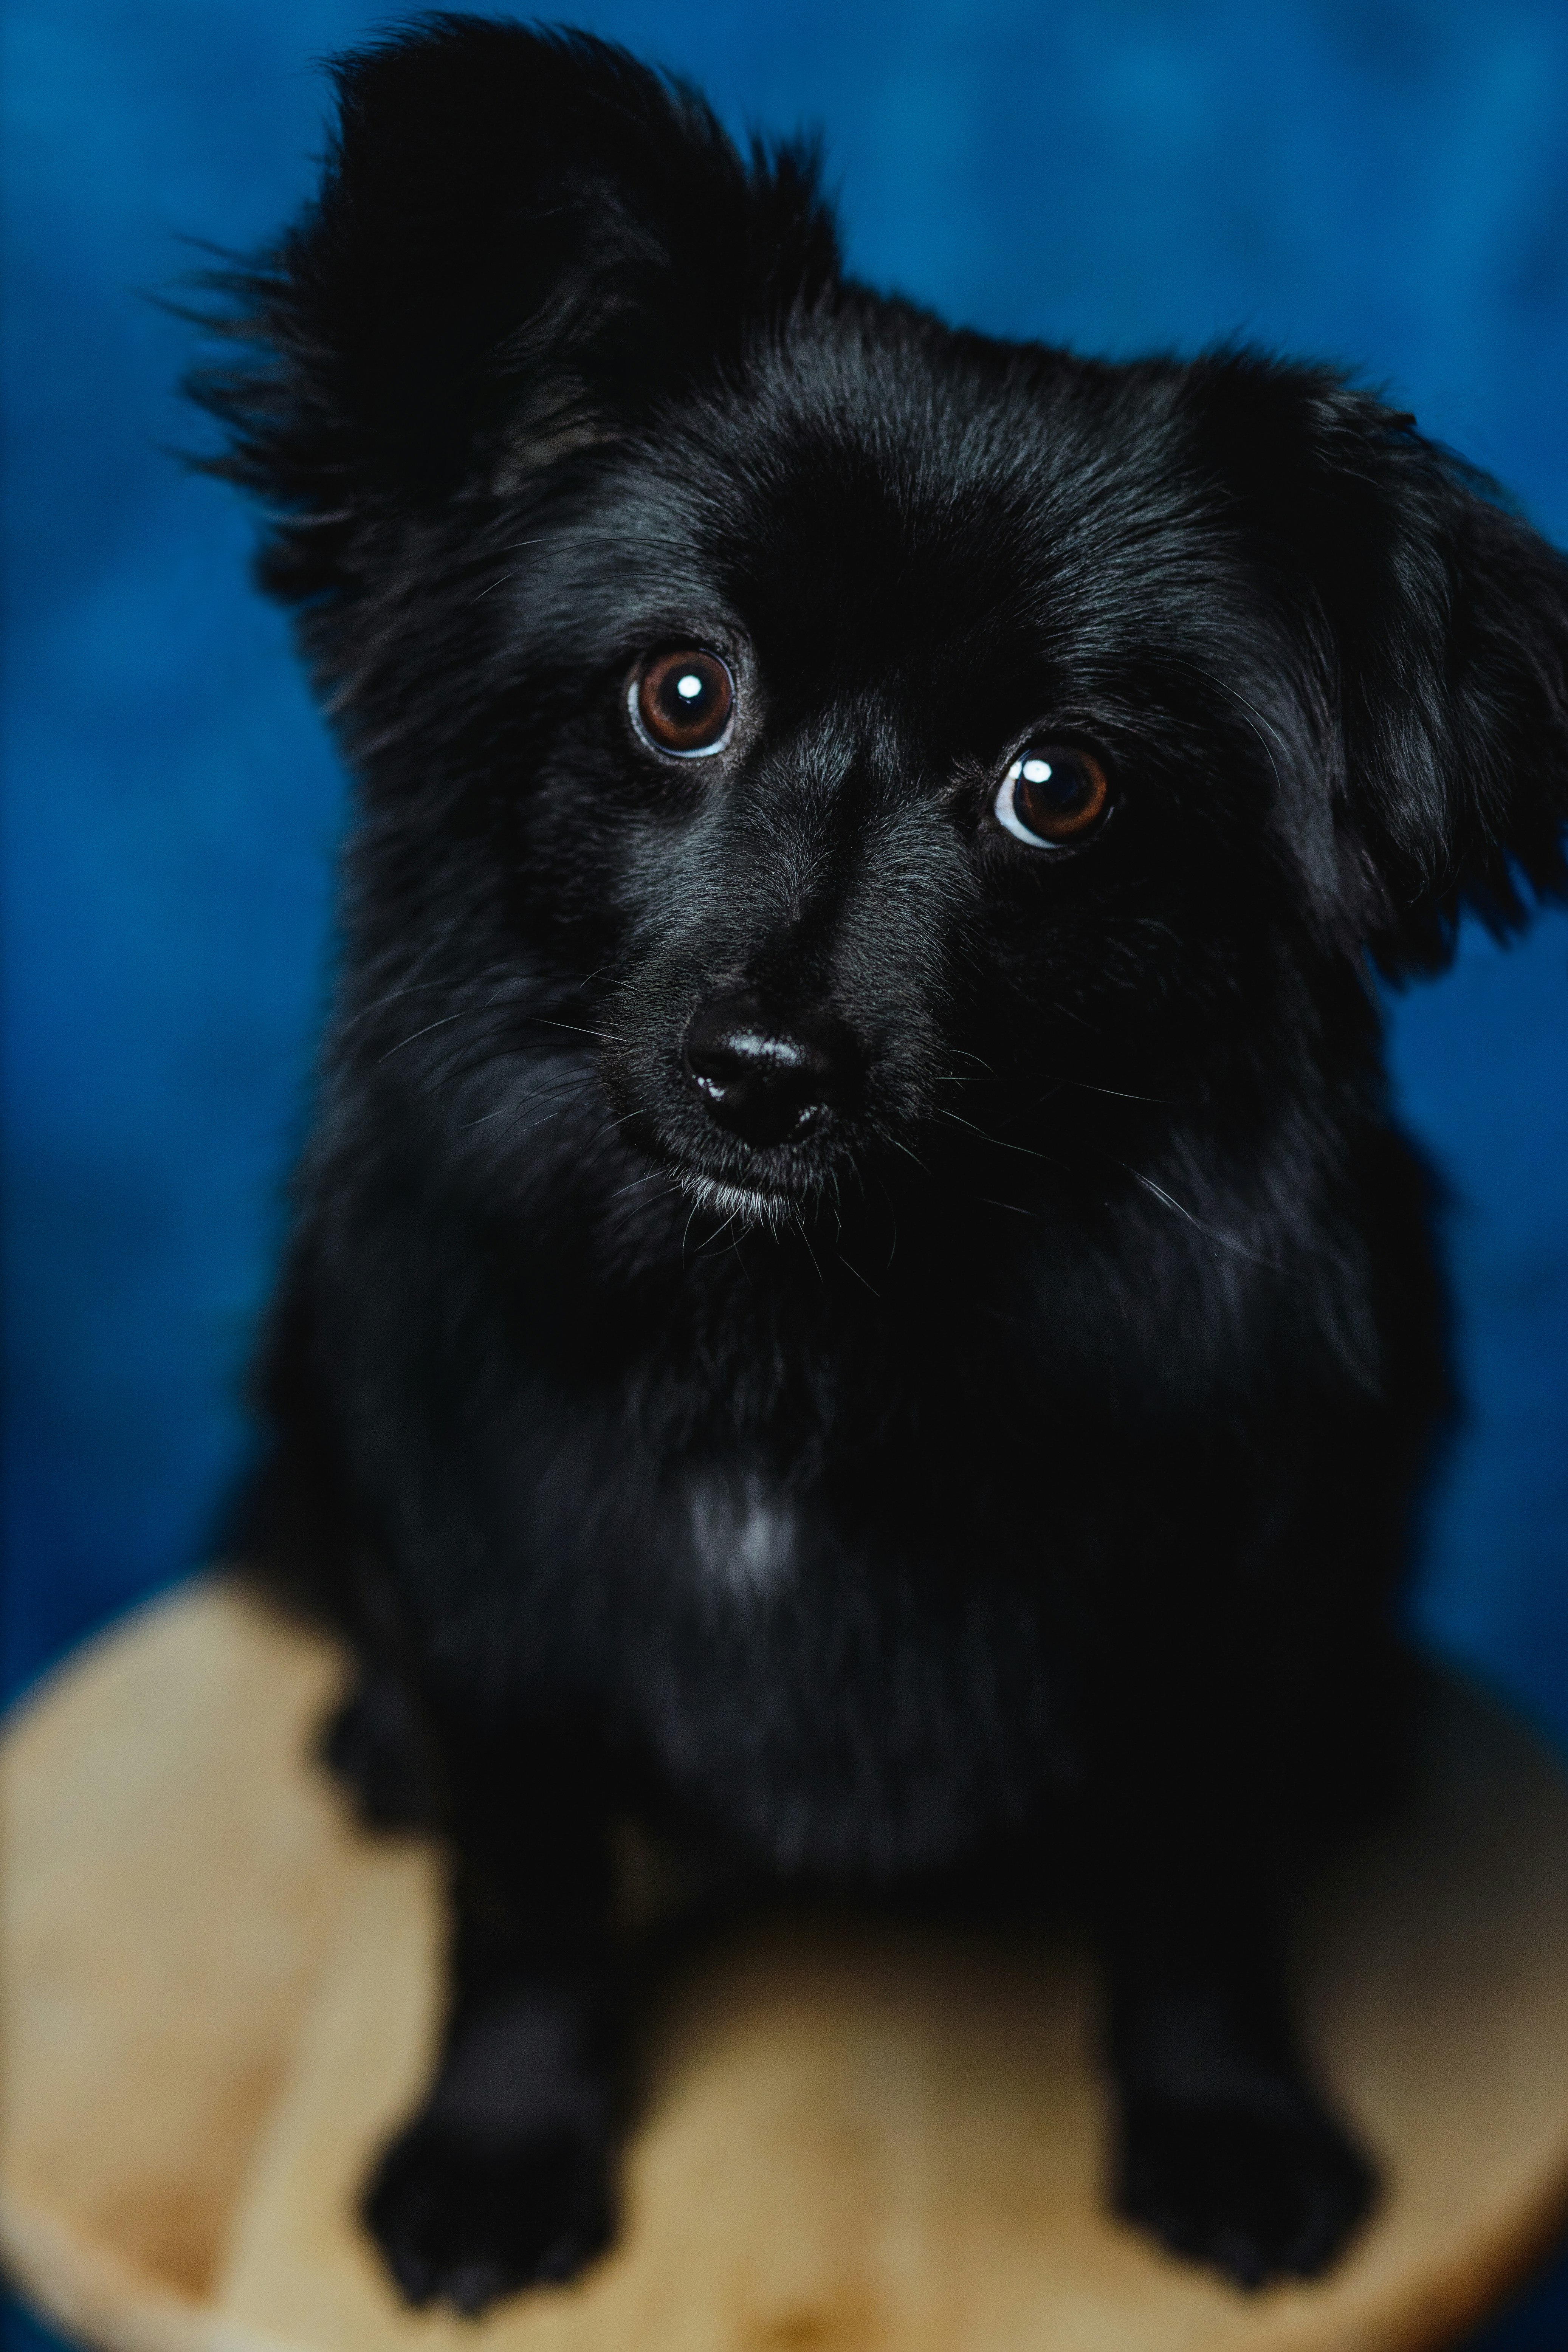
[1097,1804,1376,2289]
[363,1724,620,2311]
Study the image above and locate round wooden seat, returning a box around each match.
[3,1581,1568,2352]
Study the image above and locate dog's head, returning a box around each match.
[197,17,1568,1240]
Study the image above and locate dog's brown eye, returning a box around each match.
[995,745,1110,848]
[633,648,735,757]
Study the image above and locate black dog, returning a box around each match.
[194,13,1568,2314]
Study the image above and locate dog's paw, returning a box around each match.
[364,2112,614,2312]
[319,1670,437,1831]
[1114,2090,1376,2289]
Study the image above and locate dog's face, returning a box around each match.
[197,21,1568,1241]
[501,341,1344,1231]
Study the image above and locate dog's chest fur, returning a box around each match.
[687,1470,795,1598]
[631,1459,1081,1875]
[443,1368,1086,1877]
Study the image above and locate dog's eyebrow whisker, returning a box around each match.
[1221,681,1292,785]
[1236,714,1284,792]
[1156,652,1295,782]
[977,1195,1033,1217]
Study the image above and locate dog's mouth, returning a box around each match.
[641,1106,848,1231]
[664,1161,806,1233]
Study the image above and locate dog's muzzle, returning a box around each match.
[681,991,857,1149]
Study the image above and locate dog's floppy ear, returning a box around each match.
[1192,355,1568,976]
[190,14,837,604]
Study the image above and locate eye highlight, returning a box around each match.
[632,648,735,757]
[994,745,1110,849]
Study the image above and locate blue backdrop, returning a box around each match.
[3,6,1565,2347]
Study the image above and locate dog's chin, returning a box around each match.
[646,1126,831,1235]
[666,1161,804,1235]
[617,1098,844,1236]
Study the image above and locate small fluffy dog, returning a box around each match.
[196,13,1568,2313]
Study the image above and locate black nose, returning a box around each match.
[682,992,852,1148]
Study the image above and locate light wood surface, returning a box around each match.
[4,1582,1568,2352]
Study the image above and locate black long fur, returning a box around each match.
[192,14,1568,2311]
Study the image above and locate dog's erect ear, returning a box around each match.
[1191,355,1568,976]
[190,14,838,603]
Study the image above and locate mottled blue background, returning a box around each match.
[3,4,1565,2346]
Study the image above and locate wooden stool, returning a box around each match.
[4,1580,1568,2352]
